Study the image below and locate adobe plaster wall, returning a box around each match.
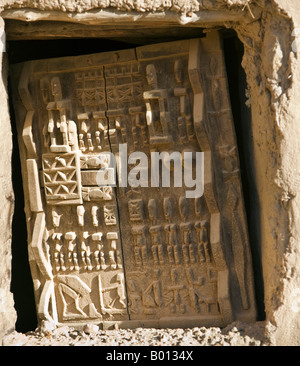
[0,0,299,345]
[233,1,300,346]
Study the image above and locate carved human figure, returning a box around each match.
[77,205,85,227]
[164,224,180,265]
[148,199,164,264]
[115,273,127,308]
[144,64,172,144]
[107,232,122,269]
[180,222,196,264]
[92,232,106,270]
[142,269,164,314]
[42,123,51,149]
[174,59,194,141]
[87,133,93,151]
[51,77,62,101]
[65,232,79,271]
[148,199,158,224]
[40,77,50,105]
[132,226,147,266]
[50,77,69,147]
[163,197,173,222]
[146,64,158,89]
[91,206,99,227]
[105,273,127,309]
[57,275,91,319]
[67,120,79,151]
[195,221,211,263]
[185,268,210,313]
[165,268,186,314]
[80,117,88,134]
[95,131,102,151]
[60,116,68,147]
[52,232,66,272]
[79,133,85,151]
[129,106,148,148]
[47,112,56,148]
[93,116,108,150]
[179,196,189,222]
[149,225,165,265]
[80,232,92,271]
[127,279,142,315]
[46,77,74,152]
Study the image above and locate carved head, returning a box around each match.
[163,197,173,221]
[174,59,183,84]
[179,196,189,221]
[116,273,124,283]
[51,77,62,99]
[146,64,157,88]
[40,77,50,104]
[148,199,157,221]
[52,208,62,228]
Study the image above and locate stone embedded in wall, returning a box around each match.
[10,32,256,329]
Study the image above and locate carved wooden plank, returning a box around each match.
[26,159,43,212]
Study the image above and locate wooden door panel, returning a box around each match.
[10,33,256,328]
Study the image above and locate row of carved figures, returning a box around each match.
[132,220,211,267]
[128,196,207,223]
[127,267,219,316]
[51,204,117,228]
[50,195,208,229]
[41,59,196,155]
[50,231,121,272]
[50,218,210,273]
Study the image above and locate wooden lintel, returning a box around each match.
[2,8,245,41]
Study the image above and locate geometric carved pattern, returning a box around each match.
[42,152,82,205]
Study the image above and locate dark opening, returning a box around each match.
[222,30,265,320]
[7,38,138,64]
[7,31,265,333]
[9,98,38,333]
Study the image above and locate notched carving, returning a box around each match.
[42,152,82,205]
[104,205,117,226]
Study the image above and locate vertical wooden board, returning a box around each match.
[26,159,43,212]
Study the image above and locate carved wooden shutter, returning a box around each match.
[11,32,256,328]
